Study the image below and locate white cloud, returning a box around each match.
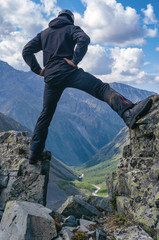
[142,4,157,25]
[75,0,157,46]
[0,0,60,70]
[93,47,156,85]
[79,45,113,74]
[40,0,60,17]
[0,0,158,89]
[156,47,159,52]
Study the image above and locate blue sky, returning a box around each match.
[0,0,159,93]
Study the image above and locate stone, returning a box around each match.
[116,196,130,217]
[57,196,102,218]
[106,95,159,239]
[84,196,112,212]
[0,200,57,240]
[0,175,9,189]
[0,132,11,143]
[96,228,107,240]
[80,219,96,227]
[60,227,73,240]
[114,225,153,240]
[63,215,77,227]
[0,131,51,209]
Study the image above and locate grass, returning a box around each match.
[72,153,121,196]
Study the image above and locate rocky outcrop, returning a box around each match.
[0,200,57,240]
[106,95,159,239]
[0,130,51,209]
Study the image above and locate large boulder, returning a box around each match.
[83,195,112,212]
[57,196,102,218]
[106,95,159,239]
[0,131,50,209]
[0,200,57,240]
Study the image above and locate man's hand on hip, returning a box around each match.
[64,58,77,68]
[39,67,45,76]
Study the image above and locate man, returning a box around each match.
[22,9,152,164]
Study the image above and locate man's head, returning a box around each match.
[58,9,74,23]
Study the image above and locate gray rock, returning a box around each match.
[57,196,102,218]
[63,215,77,227]
[80,219,96,227]
[0,200,57,240]
[84,196,112,211]
[106,95,159,238]
[0,131,51,209]
[0,175,9,189]
[96,228,107,240]
[114,225,153,240]
[0,132,11,143]
[0,211,3,221]
[60,227,73,240]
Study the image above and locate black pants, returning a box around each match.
[31,68,133,153]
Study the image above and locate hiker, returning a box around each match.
[22,9,152,164]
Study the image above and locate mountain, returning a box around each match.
[0,60,155,166]
[0,112,31,134]
[78,127,130,195]
[82,126,129,168]
[47,156,82,210]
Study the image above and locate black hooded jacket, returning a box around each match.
[22,15,90,78]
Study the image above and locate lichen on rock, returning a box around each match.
[106,95,159,239]
[0,131,51,209]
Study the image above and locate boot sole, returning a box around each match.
[129,98,153,129]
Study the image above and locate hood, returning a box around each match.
[49,15,73,28]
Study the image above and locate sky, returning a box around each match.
[0,0,159,93]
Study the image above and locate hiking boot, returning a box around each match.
[29,151,43,164]
[122,98,153,129]
[29,150,52,164]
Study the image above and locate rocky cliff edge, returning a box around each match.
[106,95,159,239]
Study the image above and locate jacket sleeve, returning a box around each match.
[22,33,42,75]
[71,26,90,65]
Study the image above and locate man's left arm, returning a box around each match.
[22,33,42,75]
[71,26,90,65]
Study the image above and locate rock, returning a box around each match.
[0,132,11,143]
[0,175,9,189]
[63,215,77,227]
[77,224,90,233]
[106,95,159,239]
[0,200,57,240]
[60,227,73,240]
[80,219,96,227]
[0,131,51,209]
[116,196,130,217]
[57,196,102,218]
[96,228,107,240]
[0,210,3,221]
[84,196,112,212]
[114,225,153,240]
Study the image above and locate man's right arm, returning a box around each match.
[22,33,42,75]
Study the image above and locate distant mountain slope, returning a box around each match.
[83,126,129,168]
[78,127,130,195]
[47,156,82,210]
[0,60,155,166]
[0,112,31,134]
